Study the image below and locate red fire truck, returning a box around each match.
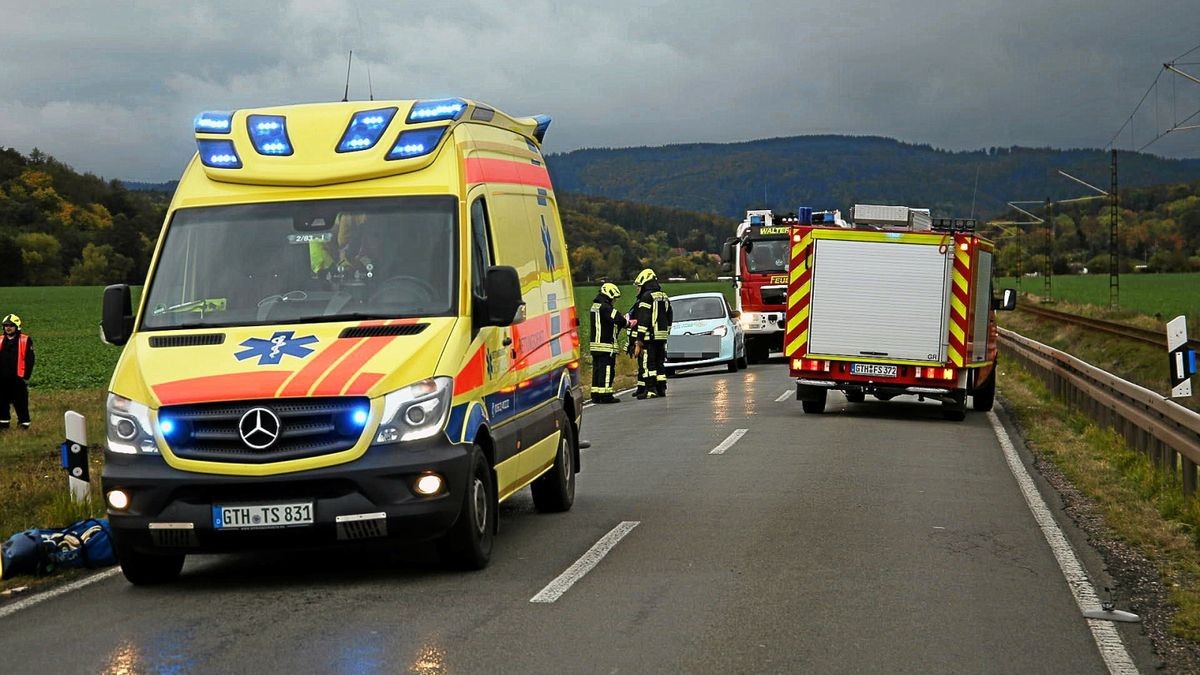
[783,207,1015,420]
[723,209,832,362]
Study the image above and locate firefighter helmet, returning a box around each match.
[634,268,656,286]
[600,283,621,299]
[1,314,19,329]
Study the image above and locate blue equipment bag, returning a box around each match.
[0,518,116,580]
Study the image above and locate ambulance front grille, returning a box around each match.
[161,397,370,464]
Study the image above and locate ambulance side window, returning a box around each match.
[470,197,494,298]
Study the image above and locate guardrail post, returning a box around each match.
[1184,458,1197,498]
[61,411,90,503]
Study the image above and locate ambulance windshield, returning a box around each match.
[141,196,457,329]
[744,238,789,273]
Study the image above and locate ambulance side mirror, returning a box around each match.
[993,288,1017,311]
[102,283,134,346]
[483,266,526,327]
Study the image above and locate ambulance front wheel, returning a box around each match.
[531,408,577,513]
[801,390,827,414]
[113,532,185,585]
[439,445,496,570]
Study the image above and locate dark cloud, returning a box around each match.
[0,0,1197,180]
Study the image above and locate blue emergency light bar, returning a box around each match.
[798,207,814,225]
[247,115,293,156]
[197,139,242,169]
[337,107,398,153]
[386,126,447,161]
[194,110,234,134]
[407,98,466,123]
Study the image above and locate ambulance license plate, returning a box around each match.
[213,502,314,530]
[851,363,897,378]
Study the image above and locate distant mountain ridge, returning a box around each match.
[546,135,1200,219]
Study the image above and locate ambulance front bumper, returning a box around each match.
[101,436,471,553]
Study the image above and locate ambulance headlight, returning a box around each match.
[106,394,159,455]
[377,377,453,443]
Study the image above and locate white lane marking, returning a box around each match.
[709,428,748,455]
[0,567,122,620]
[774,390,792,402]
[988,405,1138,675]
[531,521,639,603]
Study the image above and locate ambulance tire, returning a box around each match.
[532,408,577,513]
[114,533,185,585]
[439,445,496,570]
[801,391,827,414]
[972,368,996,412]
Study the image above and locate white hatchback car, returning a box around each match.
[664,292,747,375]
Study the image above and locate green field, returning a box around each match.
[998,272,1200,321]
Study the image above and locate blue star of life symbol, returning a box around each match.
[235,331,319,365]
[540,216,556,271]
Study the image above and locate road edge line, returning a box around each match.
[988,405,1138,675]
[774,390,792,402]
[0,567,122,620]
[530,521,639,603]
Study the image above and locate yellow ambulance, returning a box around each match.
[100,98,582,583]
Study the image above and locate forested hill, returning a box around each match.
[547,135,1200,219]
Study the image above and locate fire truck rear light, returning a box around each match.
[791,358,802,370]
[942,368,954,380]
[792,234,802,243]
[958,242,969,251]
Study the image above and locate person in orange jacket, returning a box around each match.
[1,314,35,429]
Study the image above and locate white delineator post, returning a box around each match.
[1167,316,1195,399]
[62,411,90,502]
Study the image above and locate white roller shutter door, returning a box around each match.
[808,239,950,362]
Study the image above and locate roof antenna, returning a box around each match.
[969,165,980,219]
[342,50,353,102]
[366,62,374,101]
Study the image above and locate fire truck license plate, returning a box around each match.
[851,364,897,378]
[213,502,314,530]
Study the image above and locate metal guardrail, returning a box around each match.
[1017,303,1200,351]
[1000,328,1200,497]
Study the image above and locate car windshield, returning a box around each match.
[673,296,727,321]
[141,196,457,329]
[745,238,789,273]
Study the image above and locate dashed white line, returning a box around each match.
[988,405,1138,675]
[709,428,748,455]
[0,567,122,620]
[530,521,639,603]
[774,390,792,402]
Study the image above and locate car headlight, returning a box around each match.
[377,376,453,443]
[710,325,728,337]
[106,393,160,455]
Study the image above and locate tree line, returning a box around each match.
[0,147,166,286]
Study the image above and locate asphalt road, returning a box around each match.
[0,362,1151,673]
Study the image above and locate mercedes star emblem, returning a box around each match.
[238,407,281,450]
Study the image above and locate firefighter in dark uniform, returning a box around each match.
[631,269,672,399]
[589,283,628,404]
[0,314,35,430]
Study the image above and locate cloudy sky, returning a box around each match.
[1,0,1199,181]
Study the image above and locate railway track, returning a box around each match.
[1017,302,1200,351]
